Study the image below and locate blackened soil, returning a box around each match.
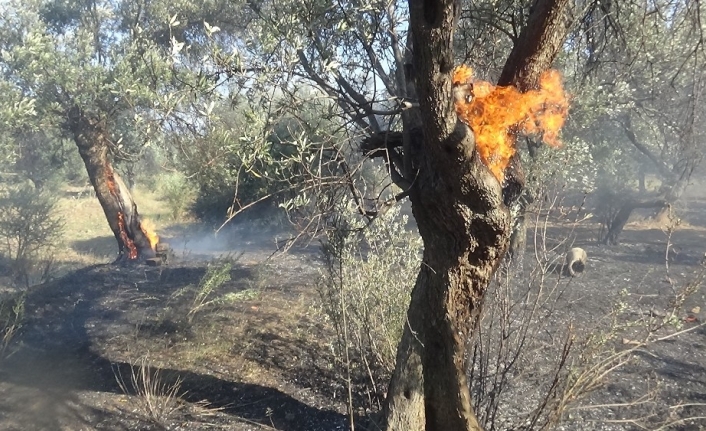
[1,220,706,430]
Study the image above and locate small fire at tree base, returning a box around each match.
[145,243,171,267]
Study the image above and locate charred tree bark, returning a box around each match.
[381,1,571,430]
[67,106,156,262]
[498,0,572,267]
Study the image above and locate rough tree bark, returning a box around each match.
[67,106,156,261]
[381,0,571,430]
[498,0,572,267]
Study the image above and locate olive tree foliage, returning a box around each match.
[0,74,38,170]
[236,0,542,220]
[169,95,355,224]
[0,0,255,188]
[559,0,706,243]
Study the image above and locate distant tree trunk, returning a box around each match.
[381,1,571,430]
[123,163,137,191]
[506,203,528,268]
[66,106,156,261]
[601,198,666,245]
[652,168,691,220]
[621,114,701,232]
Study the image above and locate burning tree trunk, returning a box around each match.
[380,0,571,430]
[497,0,572,267]
[67,106,158,262]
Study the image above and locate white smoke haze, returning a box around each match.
[162,219,301,263]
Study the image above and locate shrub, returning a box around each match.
[171,255,257,324]
[157,172,197,221]
[178,111,289,222]
[0,292,24,359]
[0,186,64,286]
[114,356,184,427]
[316,203,422,406]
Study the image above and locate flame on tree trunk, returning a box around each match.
[380,0,572,430]
[67,106,158,262]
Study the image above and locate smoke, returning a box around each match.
[164,220,293,261]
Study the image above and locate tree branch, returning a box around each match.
[498,0,572,89]
[619,115,674,181]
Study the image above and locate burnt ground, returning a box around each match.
[0,213,706,430]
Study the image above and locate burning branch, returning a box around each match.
[453,65,569,181]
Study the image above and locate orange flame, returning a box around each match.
[117,212,138,260]
[105,162,158,258]
[139,219,160,250]
[453,65,569,181]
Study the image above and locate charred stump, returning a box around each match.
[67,106,158,262]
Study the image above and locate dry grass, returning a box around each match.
[114,355,185,427]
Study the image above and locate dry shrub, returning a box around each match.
[317,182,703,428]
[114,356,184,426]
[0,292,24,360]
[469,185,705,430]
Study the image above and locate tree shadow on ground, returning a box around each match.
[0,380,137,431]
[635,346,706,385]
[0,264,346,431]
[70,236,117,260]
[1,344,345,431]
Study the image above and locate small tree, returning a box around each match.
[317,202,422,408]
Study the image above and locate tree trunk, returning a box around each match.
[652,168,691,219]
[638,166,646,194]
[506,209,528,269]
[67,106,157,262]
[602,198,666,245]
[381,1,572,430]
[498,0,572,265]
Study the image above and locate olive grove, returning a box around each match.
[0,0,705,430]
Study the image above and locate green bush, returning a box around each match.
[0,186,64,286]
[157,172,197,221]
[177,109,290,222]
[171,255,257,324]
[176,101,341,224]
[316,203,422,403]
